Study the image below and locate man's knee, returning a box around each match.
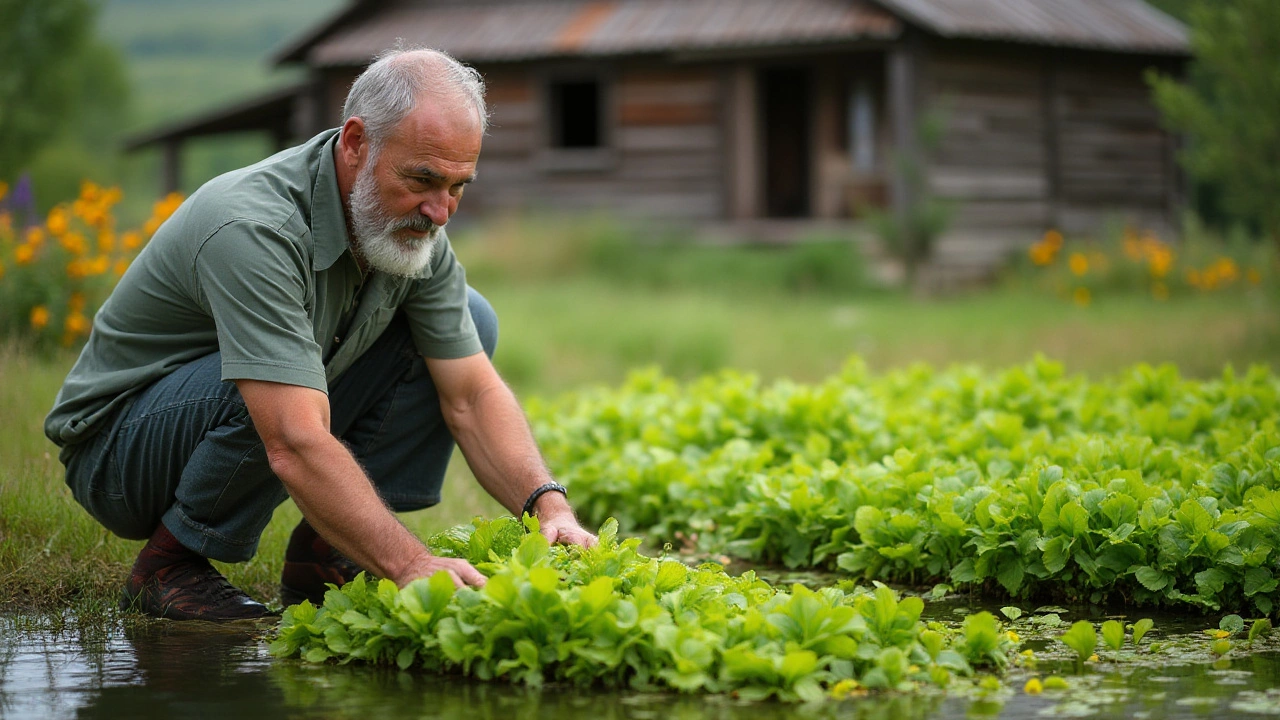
[467,286,498,359]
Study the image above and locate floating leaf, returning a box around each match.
[1132,618,1154,645]
[1060,621,1097,663]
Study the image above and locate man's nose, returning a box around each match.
[419,192,451,227]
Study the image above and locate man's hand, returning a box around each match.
[399,551,487,589]
[539,511,598,549]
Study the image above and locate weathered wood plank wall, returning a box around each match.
[464,64,724,220]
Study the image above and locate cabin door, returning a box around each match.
[762,67,812,218]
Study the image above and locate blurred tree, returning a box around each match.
[0,0,128,182]
[1148,0,1280,243]
[1145,0,1194,22]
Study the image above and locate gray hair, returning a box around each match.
[341,46,488,159]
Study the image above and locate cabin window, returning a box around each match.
[549,78,602,148]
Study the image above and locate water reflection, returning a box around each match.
[3,615,1280,720]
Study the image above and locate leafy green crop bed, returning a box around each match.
[527,358,1280,613]
[271,518,1017,700]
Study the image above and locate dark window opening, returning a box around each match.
[550,79,601,148]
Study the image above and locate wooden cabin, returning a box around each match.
[128,0,1190,281]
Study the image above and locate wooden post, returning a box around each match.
[888,32,919,227]
[161,139,182,194]
[1042,50,1062,231]
[726,64,760,220]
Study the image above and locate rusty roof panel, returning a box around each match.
[308,0,902,66]
[875,0,1188,54]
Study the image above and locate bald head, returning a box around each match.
[341,48,488,161]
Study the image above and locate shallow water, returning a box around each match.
[3,614,1280,720]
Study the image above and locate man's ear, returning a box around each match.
[338,117,367,170]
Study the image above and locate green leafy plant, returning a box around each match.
[1131,618,1154,645]
[1101,620,1125,653]
[1060,621,1097,663]
[271,517,1018,701]
[1248,618,1272,644]
[530,359,1280,614]
[1220,614,1245,635]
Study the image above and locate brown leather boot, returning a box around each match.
[120,524,271,621]
[280,519,365,607]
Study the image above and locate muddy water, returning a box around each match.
[3,614,1280,720]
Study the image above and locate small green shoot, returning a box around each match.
[1061,621,1097,663]
[1101,620,1125,653]
[1131,618,1154,645]
[1248,618,1272,644]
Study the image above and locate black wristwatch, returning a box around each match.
[521,482,568,520]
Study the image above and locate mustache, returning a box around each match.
[390,214,439,237]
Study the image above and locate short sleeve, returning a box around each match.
[194,221,327,391]
[401,236,483,359]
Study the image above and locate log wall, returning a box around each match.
[462,63,725,220]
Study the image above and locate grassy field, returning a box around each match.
[2,252,1276,616]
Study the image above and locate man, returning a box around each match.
[44,48,596,621]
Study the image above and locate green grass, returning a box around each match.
[1,260,1277,615]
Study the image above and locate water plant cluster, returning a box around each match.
[527,358,1280,613]
[271,517,1018,700]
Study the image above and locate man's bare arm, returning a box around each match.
[235,379,486,588]
[425,353,596,547]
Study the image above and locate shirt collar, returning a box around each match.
[311,129,352,272]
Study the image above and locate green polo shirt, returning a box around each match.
[45,128,483,447]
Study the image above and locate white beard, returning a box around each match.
[348,162,443,278]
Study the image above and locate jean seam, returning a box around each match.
[205,437,267,524]
[174,507,259,547]
[119,395,246,433]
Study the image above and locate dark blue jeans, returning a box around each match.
[63,287,498,563]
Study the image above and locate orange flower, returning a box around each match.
[143,217,161,237]
[113,258,130,277]
[58,231,88,256]
[121,230,142,250]
[0,181,8,203]
[1069,253,1089,276]
[64,312,90,336]
[97,231,115,253]
[68,292,86,313]
[1073,287,1091,307]
[79,180,101,203]
[46,207,69,236]
[30,305,50,330]
[0,212,11,235]
[14,243,35,265]
[1043,230,1064,250]
[89,254,110,275]
[25,227,44,246]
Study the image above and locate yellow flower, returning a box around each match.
[1069,253,1089,276]
[1024,677,1043,694]
[89,254,110,275]
[14,243,35,265]
[1073,287,1091,307]
[1087,654,1099,663]
[121,230,142,250]
[830,678,861,699]
[64,312,90,336]
[1007,631,1020,643]
[25,227,44,246]
[79,180,101,203]
[30,305,50,330]
[1210,629,1230,639]
[46,207,69,236]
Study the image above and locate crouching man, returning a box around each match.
[44,48,595,621]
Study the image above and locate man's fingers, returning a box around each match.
[539,524,560,544]
[455,561,487,588]
[445,569,464,589]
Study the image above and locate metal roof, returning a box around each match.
[305,0,903,66]
[873,0,1189,54]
